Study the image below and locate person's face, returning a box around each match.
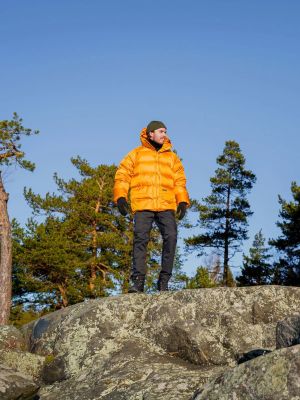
[149,128,167,144]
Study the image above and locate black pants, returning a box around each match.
[132,210,177,281]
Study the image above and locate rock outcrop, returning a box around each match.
[2,286,300,399]
[276,314,300,349]
[0,363,39,400]
[193,344,300,400]
[0,325,26,351]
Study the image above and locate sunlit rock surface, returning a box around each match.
[193,344,300,400]
[9,286,300,399]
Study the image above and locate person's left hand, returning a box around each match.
[176,202,187,220]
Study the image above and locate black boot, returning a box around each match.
[157,276,170,292]
[128,275,145,293]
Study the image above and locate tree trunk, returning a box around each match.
[89,197,102,296]
[223,185,231,286]
[0,173,12,324]
[89,224,98,296]
[58,283,69,308]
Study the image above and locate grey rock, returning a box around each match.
[42,355,68,384]
[192,344,300,400]
[38,338,225,400]
[22,307,72,354]
[276,314,300,349]
[0,325,26,351]
[18,286,300,399]
[0,349,45,381]
[0,363,39,400]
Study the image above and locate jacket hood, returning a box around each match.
[140,127,172,152]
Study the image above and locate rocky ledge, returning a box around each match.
[1,286,300,399]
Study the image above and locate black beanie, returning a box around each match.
[146,120,167,133]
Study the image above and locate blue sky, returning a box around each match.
[1,1,300,276]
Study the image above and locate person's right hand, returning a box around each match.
[117,197,129,216]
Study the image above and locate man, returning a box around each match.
[114,121,189,293]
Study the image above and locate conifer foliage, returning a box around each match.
[237,230,273,286]
[12,217,88,308]
[186,141,256,286]
[21,157,129,302]
[270,182,300,285]
[185,266,216,289]
[0,112,38,170]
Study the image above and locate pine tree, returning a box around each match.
[270,182,300,285]
[185,140,256,286]
[237,230,273,286]
[23,157,128,297]
[12,217,87,309]
[0,113,38,324]
[186,266,216,289]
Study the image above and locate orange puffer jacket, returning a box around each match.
[114,128,190,213]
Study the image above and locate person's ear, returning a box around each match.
[148,131,154,140]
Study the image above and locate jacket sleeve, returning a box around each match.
[173,154,190,206]
[113,149,136,203]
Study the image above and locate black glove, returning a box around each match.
[117,197,129,216]
[176,202,187,220]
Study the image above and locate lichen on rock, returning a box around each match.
[14,286,300,399]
